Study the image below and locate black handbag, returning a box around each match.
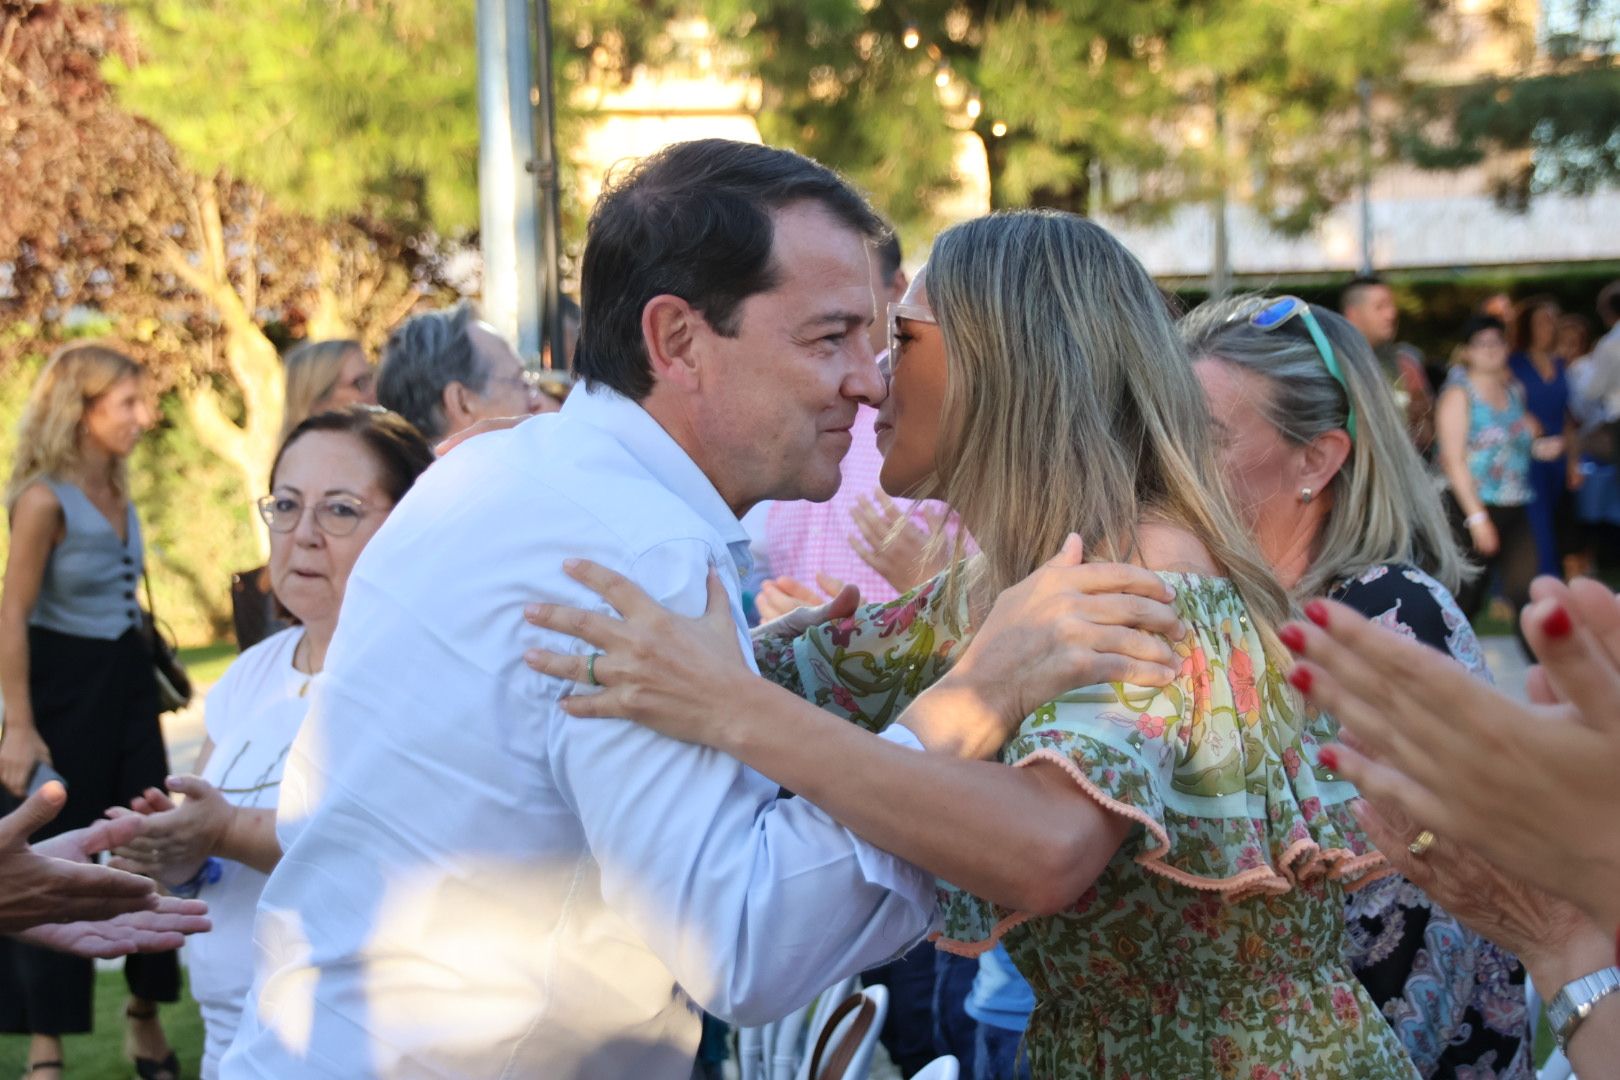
[142,569,193,713]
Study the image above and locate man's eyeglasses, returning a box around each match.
[257,494,378,538]
[1247,296,1358,440]
[486,369,549,398]
[886,301,938,374]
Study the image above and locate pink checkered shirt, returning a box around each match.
[764,403,946,604]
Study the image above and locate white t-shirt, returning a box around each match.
[188,627,309,1080]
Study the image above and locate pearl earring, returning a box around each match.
[1300,487,1314,504]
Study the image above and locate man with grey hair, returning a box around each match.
[376,301,556,442]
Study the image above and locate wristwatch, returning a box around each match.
[1548,965,1620,1053]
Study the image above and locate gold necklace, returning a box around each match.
[292,633,317,698]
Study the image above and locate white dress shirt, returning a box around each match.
[221,386,936,1079]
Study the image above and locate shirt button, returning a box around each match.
[124,590,135,600]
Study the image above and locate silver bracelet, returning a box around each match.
[1464,511,1489,527]
[1548,965,1620,1053]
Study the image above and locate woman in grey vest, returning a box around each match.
[0,344,180,1079]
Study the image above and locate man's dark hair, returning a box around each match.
[376,302,487,441]
[875,231,903,288]
[1340,274,1387,312]
[1598,280,1620,327]
[574,139,887,400]
[1460,314,1507,345]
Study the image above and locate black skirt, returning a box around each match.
[0,626,179,1035]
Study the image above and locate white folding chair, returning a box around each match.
[739,976,862,1080]
[796,984,888,1080]
[736,1023,767,1080]
[911,1057,961,1080]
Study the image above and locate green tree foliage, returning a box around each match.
[1399,1,1620,207]
[109,0,482,235]
[727,0,1433,241]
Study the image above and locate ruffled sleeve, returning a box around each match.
[936,573,1388,954]
[761,573,966,734]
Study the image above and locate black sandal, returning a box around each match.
[132,1054,179,1080]
[125,1004,181,1080]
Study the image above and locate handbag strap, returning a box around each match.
[805,991,876,1080]
[142,564,158,621]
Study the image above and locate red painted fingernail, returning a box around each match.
[1288,666,1314,694]
[1318,746,1340,771]
[1279,624,1307,653]
[1543,605,1573,639]
[1304,600,1330,628]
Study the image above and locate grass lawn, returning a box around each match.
[176,643,237,689]
[0,968,205,1078]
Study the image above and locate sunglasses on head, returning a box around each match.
[1246,296,1358,440]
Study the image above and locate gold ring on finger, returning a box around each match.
[1407,829,1436,858]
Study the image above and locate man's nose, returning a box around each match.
[848,337,887,407]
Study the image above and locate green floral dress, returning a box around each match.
[755,571,1419,1080]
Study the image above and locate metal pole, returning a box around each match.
[475,0,543,359]
[528,0,567,375]
[1210,78,1231,299]
[1357,77,1374,275]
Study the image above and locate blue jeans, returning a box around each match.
[932,951,979,1067]
[863,947,938,1076]
[973,1023,1031,1080]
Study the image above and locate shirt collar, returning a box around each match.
[562,383,753,578]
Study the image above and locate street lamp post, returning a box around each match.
[475,0,567,376]
[530,0,567,377]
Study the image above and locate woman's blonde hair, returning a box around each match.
[920,210,1291,645]
[6,343,143,512]
[281,339,366,442]
[1179,295,1472,597]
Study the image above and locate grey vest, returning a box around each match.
[28,478,145,640]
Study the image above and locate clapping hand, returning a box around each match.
[1283,578,1620,929]
[108,776,233,889]
[2,781,157,932]
[848,492,953,594]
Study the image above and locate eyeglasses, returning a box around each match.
[1247,296,1358,440]
[886,301,938,375]
[257,494,379,537]
[485,369,549,399]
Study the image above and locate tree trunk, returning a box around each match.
[163,175,285,561]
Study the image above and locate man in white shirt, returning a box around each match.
[222,140,936,1078]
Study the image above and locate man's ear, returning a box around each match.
[642,294,705,392]
[441,380,476,431]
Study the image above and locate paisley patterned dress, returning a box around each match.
[757,571,1419,1079]
[1334,564,1532,1079]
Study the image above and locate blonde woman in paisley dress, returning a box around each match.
[523,211,1419,1078]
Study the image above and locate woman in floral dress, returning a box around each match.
[523,211,1419,1078]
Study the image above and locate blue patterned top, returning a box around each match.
[1449,371,1534,507]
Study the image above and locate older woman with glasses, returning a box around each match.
[105,407,433,1079]
[1181,296,1534,1077]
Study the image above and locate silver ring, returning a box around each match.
[586,653,601,687]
